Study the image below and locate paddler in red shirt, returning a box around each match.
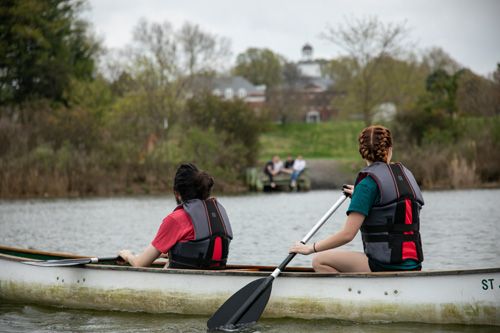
[118,163,233,269]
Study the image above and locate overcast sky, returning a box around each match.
[85,0,500,76]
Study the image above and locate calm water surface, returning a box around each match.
[1,189,499,332]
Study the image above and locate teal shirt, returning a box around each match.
[347,176,379,217]
[347,176,420,270]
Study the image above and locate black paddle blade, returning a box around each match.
[207,276,273,330]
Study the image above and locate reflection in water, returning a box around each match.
[0,302,497,333]
[1,189,499,332]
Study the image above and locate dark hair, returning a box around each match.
[358,125,393,163]
[173,163,214,201]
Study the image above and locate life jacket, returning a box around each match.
[168,198,233,269]
[355,162,424,265]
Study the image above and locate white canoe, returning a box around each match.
[0,245,498,326]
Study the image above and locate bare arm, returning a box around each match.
[290,212,365,255]
[119,244,161,267]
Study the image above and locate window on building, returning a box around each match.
[306,110,320,123]
[225,88,233,99]
[213,89,221,96]
[238,88,247,99]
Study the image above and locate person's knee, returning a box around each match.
[312,254,324,271]
[313,252,341,273]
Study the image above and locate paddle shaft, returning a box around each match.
[273,193,348,277]
[225,194,348,327]
[22,256,119,267]
[87,256,120,263]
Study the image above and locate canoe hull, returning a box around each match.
[1,248,499,326]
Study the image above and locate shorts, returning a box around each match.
[368,258,422,272]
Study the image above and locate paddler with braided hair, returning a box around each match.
[290,125,424,272]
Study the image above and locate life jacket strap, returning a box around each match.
[389,163,416,199]
[204,199,228,236]
[169,235,230,269]
[361,222,419,233]
[362,233,420,243]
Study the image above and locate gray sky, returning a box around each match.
[86,0,500,76]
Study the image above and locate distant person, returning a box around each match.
[119,163,233,269]
[290,125,424,273]
[290,155,306,188]
[282,155,295,174]
[264,155,283,188]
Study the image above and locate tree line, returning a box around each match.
[0,0,263,197]
[1,1,499,197]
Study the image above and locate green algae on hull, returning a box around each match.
[263,296,498,325]
[1,280,498,326]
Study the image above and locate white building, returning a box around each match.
[212,76,266,109]
[297,44,322,78]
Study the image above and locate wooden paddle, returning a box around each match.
[207,193,348,330]
[22,256,119,267]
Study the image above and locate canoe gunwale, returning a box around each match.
[1,245,499,278]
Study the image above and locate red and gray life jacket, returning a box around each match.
[168,198,233,269]
[355,162,424,265]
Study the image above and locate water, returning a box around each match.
[1,189,499,332]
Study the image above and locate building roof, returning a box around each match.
[284,76,334,92]
[212,76,265,95]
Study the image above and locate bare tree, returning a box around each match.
[322,16,412,124]
[457,69,500,117]
[118,19,231,139]
[177,23,231,77]
[421,47,461,74]
[266,62,305,123]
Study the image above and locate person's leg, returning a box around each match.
[312,250,370,273]
[264,169,274,186]
[290,170,299,187]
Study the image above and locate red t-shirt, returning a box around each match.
[151,207,195,253]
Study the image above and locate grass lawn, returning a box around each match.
[258,121,365,162]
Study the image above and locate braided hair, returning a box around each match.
[173,163,214,202]
[358,125,393,163]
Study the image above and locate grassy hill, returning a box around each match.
[258,121,365,162]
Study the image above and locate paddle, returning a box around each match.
[22,256,119,267]
[207,193,348,330]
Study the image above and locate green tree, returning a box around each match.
[425,69,463,117]
[378,55,428,114]
[394,68,463,147]
[233,48,284,88]
[0,0,98,107]
[183,93,263,166]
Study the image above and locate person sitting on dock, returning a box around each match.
[282,155,295,174]
[290,125,424,273]
[289,155,306,189]
[264,155,283,188]
[118,163,233,269]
